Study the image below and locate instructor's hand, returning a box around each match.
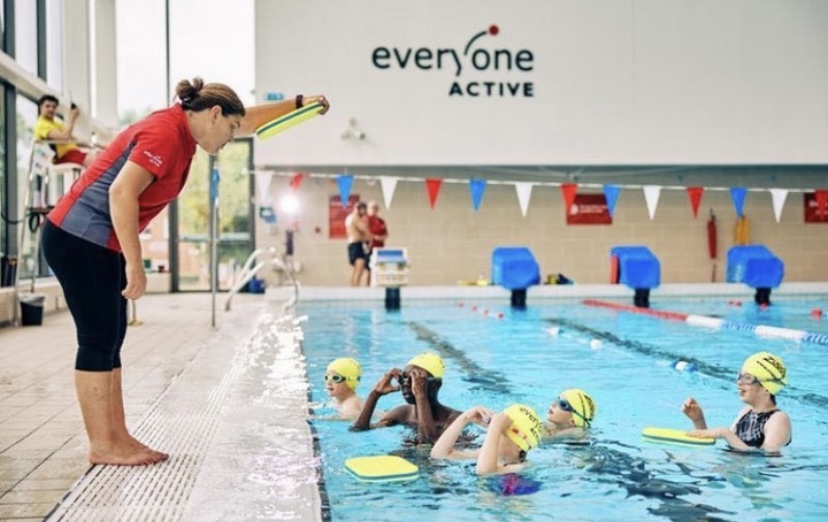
[122,263,147,300]
[305,94,330,115]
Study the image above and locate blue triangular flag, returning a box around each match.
[469,178,487,211]
[729,187,747,217]
[603,184,620,217]
[337,175,354,207]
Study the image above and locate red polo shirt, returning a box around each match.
[48,105,197,252]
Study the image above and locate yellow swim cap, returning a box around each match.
[560,389,597,428]
[327,358,362,391]
[503,404,543,452]
[406,352,445,379]
[742,352,788,395]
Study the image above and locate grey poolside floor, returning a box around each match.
[0,293,321,522]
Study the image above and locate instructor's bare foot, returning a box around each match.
[126,434,169,463]
[89,442,160,466]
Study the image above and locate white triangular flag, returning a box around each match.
[515,182,534,217]
[769,188,788,223]
[255,171,274,205]
[380,176,398,209]
[643,185,661,220]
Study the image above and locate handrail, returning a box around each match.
[224,247,275,312]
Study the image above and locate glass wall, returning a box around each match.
[15,95,38,281]
[176,140,253,291]
[45,0,63,90]
[13,0,38,76]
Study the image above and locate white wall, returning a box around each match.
[254,0,828,166]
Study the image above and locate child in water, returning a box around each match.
[324,358,363,420]
[431,403,544,475]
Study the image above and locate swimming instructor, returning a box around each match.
[41,78,329,466]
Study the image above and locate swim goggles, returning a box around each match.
[737,372,783,386]
[557,398,591,427]
[324,374,347,384]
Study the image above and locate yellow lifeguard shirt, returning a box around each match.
[34,116,78,159]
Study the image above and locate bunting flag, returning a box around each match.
[560,183,578,213]
[643,185,661,220]
[729,187,747,217]
[469,178,487,211]
[380,176,398,209]
[686,186,704,218]
[337,174,354,207]
[515,182,534,217]
[817,189,828,218]
[255,171,274,205]
[425,178,442,208]
[603,184,620,217]
[769,188,788,223]
[289,172,305,191]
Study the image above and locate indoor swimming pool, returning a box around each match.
[297,297,828,521]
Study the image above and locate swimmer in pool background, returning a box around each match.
[323,358,364,420]
[431,403,544,475]
[544,388,597,441]
[351,352,462,445]
[683,351,792,453]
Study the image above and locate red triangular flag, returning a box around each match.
[686,187,704,218]
[425,178,442,209]
[816,189,828,218]
[289,173,305,192]
[560,183,578,213]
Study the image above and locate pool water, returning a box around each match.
[296,297,828,521]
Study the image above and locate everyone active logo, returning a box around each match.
[371,25,535,98]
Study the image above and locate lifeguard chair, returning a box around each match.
[11,141,84,326]
[369,247,410,310]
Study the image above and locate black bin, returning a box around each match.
[20,294,46,326]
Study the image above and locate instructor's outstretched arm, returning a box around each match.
[237,95,330,136]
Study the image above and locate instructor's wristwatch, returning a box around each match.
[295,94,304,109]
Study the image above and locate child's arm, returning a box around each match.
[431,406,492,460]
[476,413,526,475]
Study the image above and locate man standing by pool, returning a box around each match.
[351,352,462,445]
[345,201,371,286]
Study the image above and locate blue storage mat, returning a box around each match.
[491,247,541,290]
[610,246,660,289]
[726,245,784,288]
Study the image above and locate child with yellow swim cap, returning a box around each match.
[682,351,791,452]
[431,403,544,475]
[324,358,364,420]
[351,352,462,444]
[544,388,597,441]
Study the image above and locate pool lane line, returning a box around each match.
[407,322,513,395]
[583,299,828,347]
[545,316,828,409]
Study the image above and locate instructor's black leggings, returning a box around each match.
[41,220,128,371]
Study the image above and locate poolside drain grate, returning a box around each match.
[45,315,262,522]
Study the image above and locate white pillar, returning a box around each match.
[62,0,91,138]
[94,0,118,129]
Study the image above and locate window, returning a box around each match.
[13,0,38,76]
[45,0,63,89]
[15,94,39,280]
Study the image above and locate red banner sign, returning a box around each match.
[567,193,613,225]
[804,192,828,223]
[329,194,360,238]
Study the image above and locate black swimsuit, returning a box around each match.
[734,410,786,448]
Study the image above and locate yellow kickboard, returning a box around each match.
[345,455,419,482]
[642,427,715,446]
[255,102,324,139]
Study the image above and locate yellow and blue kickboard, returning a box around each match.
[345,455,419,483]
[642,427,715,447]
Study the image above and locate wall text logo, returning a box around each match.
[371,25,534,98]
